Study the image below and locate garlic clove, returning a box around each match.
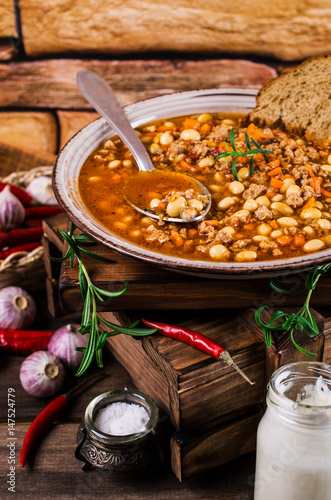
[0,185,25,230]
[0,286,36,329]
[26,176,58,206]
[20,350,65,397]
[48,323,88,371]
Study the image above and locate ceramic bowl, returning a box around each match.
[53,88,331,279]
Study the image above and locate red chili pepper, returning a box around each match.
[0,242,41,259]
[0,227,43,249]
[0,182,33,207]
[142,319,254,385]
[20,373,105,467]
[24,219,43,228]
[24,206,62,220]
[0,329,54,356]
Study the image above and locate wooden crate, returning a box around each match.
[43,214,331,481]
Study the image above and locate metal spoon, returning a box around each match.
[76,70,211,223]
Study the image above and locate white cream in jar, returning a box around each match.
[254,362,331,500]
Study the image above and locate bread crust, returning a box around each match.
[247,54,331,143]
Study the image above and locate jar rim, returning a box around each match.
[269,361,331,410]
[84,388,159,444]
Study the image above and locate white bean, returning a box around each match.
[187,199,204,211]
[209,244,230,260]
[300,208,322,220]
[238,167,250,180]
[271,202,294,216]
[228,181,245,195]
[277,217,298,228]
[218,197,235,210]
[235,250,257,262]
[256,196,271,207]
[317,219,331,231]
[150,198,161,209]
[257,223,272,236]
[160,131,174,145]
[243,199,258,211]
[108,160,121,169]
[271,194,283,202]
[166,196,187,217]
[271,230,283,239]
[198,157,215,168]
[198,113,213,123]
[180,129,201,141]
[303,239,325,252]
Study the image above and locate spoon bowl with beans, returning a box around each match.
[76,70,212,223]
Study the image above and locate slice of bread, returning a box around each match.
[247,54,331,143]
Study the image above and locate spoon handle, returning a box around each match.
[76,70,154,172]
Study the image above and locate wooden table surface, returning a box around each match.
[0,293,256,499]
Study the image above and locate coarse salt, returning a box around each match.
[94,402,150,436]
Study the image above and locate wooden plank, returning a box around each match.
[171,408,262,481]
[0,40,18,61]
[0,58,276,109]
[57,110,99,148]
[0,112,57,153]
[19,0,331,60]
[0,422,255,497]
[0,0,17,38]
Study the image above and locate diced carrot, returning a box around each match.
[205,220,219,227]
[171,232,184,247]
[272,129,284,134]
[269,220,278,229]
[254,129,272,140]
[243,223,255,231]
[293,234,306,247]
[301,197,315,211]
[179,160,196,173]
[111,173,122,183]
[277,235,293,246]
[309,177,321,195]
[157,125,176,132]
[321,187,331,198]
[239,134,246,141]
[253,153,265,164]
[267,158,281,169]
[306,166,315,178]
[269,178,283,189]
[159,202,167,210]
[267,166,282,177]
[188,228,198,238]
[266,191,277,199]
[121,172,129,180]
[200,123,211,135]
[237,156,249,164]
[280,174,294,180]
[182,118,199,130]
[247,123,257,135]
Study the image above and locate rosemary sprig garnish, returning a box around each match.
[214,127,274,181]
[50,222,157,376]
[255,263,331,356]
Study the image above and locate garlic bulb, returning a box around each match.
[0,286,36,329]
[20,351,65,397]
[26,176,57,206]
[48,324,88,371]
[0,186,25,229]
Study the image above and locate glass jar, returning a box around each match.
[254,362,331,500]
[75,388,164,472]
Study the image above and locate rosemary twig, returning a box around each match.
[50,222,157,376]
[255,263,331,356]
[215,127,274,181]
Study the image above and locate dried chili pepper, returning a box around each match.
[0,329,53,356]
[20,373,105,467]
[0,242,41,259]
[24,219,43,228]
[24,206,62,220]
[0,227,43,249]
[142,319,254,385]
[0,182,33,207]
